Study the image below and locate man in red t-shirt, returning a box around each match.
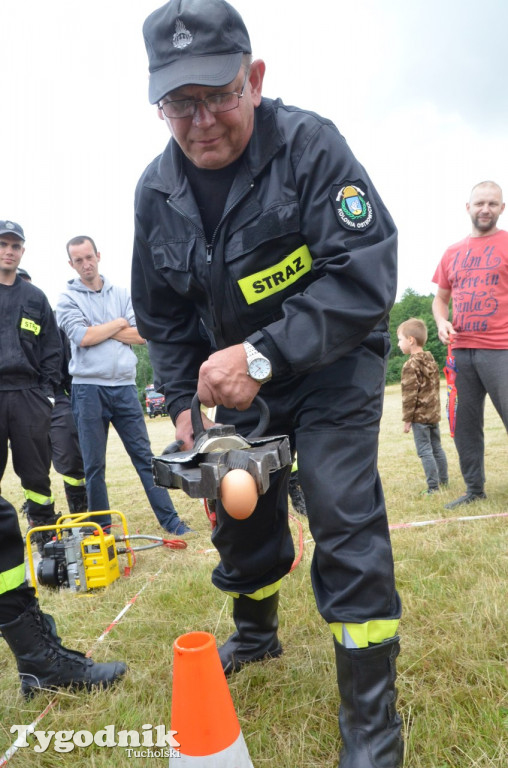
[432,180,508,508]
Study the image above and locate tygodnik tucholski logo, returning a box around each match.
[9,723,181,758]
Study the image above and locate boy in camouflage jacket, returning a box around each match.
[397,318,448,494]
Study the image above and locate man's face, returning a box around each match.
[68,240,101,285]
[158,60,265,170]
[0,233,25,275]
[467,184,505,235]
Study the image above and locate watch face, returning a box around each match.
[249,357,271,381]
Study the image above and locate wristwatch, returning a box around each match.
[242,341,272,384]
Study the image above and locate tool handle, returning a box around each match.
[190,393,270,441]
[161,439,185,455]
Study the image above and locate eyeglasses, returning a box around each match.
[158,73,248,119]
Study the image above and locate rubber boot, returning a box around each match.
[334,637,404,768]
[218,592,283,676]
[0,600,127,699]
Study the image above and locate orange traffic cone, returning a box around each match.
[170,631,254,766]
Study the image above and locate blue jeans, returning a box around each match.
[71,384,179,529]
[412,422,448,491]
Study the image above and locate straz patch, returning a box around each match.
[238,245,312,305]
[332,182,375,231]
[20,317,41,335]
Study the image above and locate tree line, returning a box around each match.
[134,288,443,405]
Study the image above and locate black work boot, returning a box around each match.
[64,483,88,514]
[0,600,127,699]
[26,511,59,556]
[218,592,283,676]
[334,637,404,768]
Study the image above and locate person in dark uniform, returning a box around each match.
[0,221,61,550]
[17,268,88,515]
[0,494,126,698]
[131,2,403,765]
[51,327,88,513]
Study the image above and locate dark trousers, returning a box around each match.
[72,384,179,528]
[0,495,34,621]
[51,393,85,482]
[0,389,53,518]
[454,348,508,493]
[212,340,401,626]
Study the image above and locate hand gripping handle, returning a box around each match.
[190,392,270,442]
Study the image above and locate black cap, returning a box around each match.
[0,220,25,240]
[143,0,251,104]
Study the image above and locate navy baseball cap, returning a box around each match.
[0,220,25,240]
[143,0,251,104]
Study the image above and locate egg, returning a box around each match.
[220,469,258,520]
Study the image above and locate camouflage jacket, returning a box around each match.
[401,351,441,424]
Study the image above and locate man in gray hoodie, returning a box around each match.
[56,235,190,534]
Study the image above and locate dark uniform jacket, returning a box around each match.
[0,276,61,397]
[132,97,398,421]
[401,351,442,424]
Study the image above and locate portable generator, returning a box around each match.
[26,511,133,597]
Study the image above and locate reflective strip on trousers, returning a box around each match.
[62,475,86,487]
[226,578,282,601]
[330,619,400,648]
[24,489,54,505]
[0,563,26,595]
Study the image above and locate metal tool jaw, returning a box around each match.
[152,397,291,500]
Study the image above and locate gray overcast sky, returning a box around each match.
[1,0,507,307]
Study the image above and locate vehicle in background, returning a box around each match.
[145,385,168,418]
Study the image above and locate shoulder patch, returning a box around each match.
[331,181,375,231]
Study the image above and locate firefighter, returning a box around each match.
[17,268,88,515]
[131,3,403,766]
[0,221,61,551]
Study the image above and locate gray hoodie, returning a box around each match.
[56,275,138,386]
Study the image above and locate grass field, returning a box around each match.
[0,383,506,767]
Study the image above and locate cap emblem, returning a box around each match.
[173,19,193,49]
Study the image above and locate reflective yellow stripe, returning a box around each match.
[24,489,54,505]
[237,245,312,305]
[226,579,282,601]
[0,563,26,596]
[20,317,41,335]
[330,619,400,649]
[62,475,86,487]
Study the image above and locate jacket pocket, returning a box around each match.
[223,205,314,332]
[19,306,42,345]
[151,241,201,297]
[225,201,301,264]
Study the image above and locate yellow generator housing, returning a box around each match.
[80,531,120,590]
[26,511,132,596]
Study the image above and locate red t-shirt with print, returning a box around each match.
[432,229,508,349]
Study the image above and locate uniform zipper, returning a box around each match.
[205,181,255,266]
[167,181,255,340]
